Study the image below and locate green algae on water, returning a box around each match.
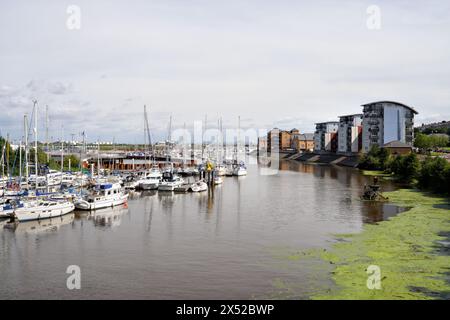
[313,189,450,300]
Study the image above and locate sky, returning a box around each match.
[0,0,449,143]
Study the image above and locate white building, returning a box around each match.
[338,114,363,154]
[314,122,339,152]
[361,101,418,153]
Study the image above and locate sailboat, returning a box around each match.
[233,116,247,176]
[215,117,227,176]
[137,105,162,190]
[158,115,184,191]
[14,101,76,222]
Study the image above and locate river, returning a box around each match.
[0,160,403,299]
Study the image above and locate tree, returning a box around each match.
[358,145,391,170]
[418,156,449,194]
[414,133,431,150]
[390,153,420,183]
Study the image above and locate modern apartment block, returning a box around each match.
[361,101,418,153]
[314,122,339,153]
[338,114,363,154]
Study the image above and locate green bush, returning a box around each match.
[358,145,391,170]
[389,153,421,183]
[418,157,450,194]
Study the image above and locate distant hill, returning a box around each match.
[417,121,450,135]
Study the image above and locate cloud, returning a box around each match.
[0,0,449,143]
[48,81,73,95]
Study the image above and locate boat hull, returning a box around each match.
[14,203,75,222]
[75,194,128,211]
[140,182,159,190]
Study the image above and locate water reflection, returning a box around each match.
[277,160,401,224]
[75,205,129,229]
[4,214,75,234]
[0,160,407,299]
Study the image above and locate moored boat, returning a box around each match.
[158,174,184,191]
[14,200,75,222]
[190,180,208,192]
[74,182,128,210]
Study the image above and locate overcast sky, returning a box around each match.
[1,0,449,143]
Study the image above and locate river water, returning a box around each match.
[0,160,402,299]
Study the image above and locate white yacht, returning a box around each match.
[138,166,162,190]
[233,162,248,176]
[74,182,128,210]
[139,175,161,190]
[191,180,208,192]
[158,175,184,191]
[14,200,75,222]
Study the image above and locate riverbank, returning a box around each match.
[312,189,450,299]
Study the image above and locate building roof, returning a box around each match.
[361,101,418,114]
[338,113,363,119]
[383,140,412,148]
[315,121,339,125]
[292,133,314,141]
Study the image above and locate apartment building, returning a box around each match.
[338,114,363,154]
[361,101,418,153]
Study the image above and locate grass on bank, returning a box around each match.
[312,189,450,300]
[360,170,393,177]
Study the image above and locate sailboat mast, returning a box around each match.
[6,133,10,179]
[33,100,38,176]
[234,116,239,163]
[97,140,100,175]
[61,125,64,173]
[166,115,172,164]
[183,122,187,167]
[46,105,49,163]
[24,114,29,185]
[202,114,207,161]
[19,140,22,181]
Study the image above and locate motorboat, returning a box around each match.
[139,175,161,190]
[74,182,128,210]
[14,199,75,222]
[233,162,248,176]
[138,166,162,190]
[190,180,208,192]
[158,173,184,191]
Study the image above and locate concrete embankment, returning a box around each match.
[258,151,359,167]
[292,152,359,167]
